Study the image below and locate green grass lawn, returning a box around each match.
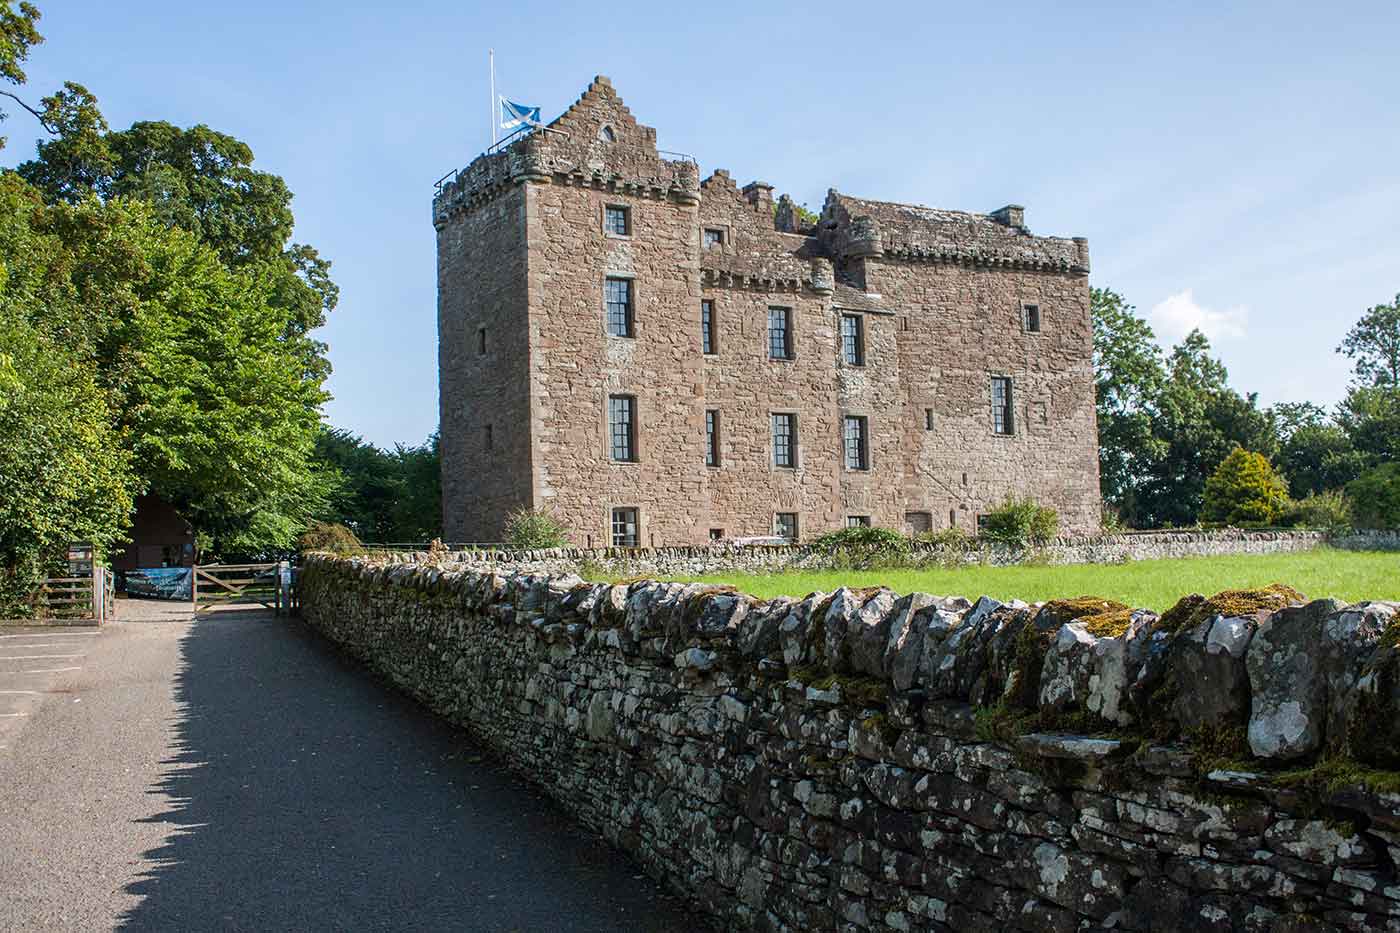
[658,547,1400,611]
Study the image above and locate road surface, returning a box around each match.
[0,600,703,932]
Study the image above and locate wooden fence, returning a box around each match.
[192,562,294,615]
[34,566,114,623]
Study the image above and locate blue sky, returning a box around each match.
[5,0,1397,447]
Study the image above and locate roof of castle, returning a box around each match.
[826,191,1084,269]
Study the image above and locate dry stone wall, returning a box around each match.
[408,529,1361,580]
[301,552,1400,932]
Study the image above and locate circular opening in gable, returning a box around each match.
[598,124,616,142]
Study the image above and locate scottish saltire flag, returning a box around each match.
[500,98,542,134]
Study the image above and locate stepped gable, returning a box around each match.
[822,190,1089,273]
[698,169,826,292]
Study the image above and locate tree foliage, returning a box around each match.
[1348,464,1400,531]
[979,496,1059,546]
[0,310,134,614]
[0,1,41,150]
[1201,447,1290,526]
[314,428,441,543]
[1091,288,1165,517]
[503,507,567,549]
[1338,295,1400,389]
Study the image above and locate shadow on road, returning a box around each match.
[118,612,701,932]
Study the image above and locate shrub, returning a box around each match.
[297,521,363,555]
[1348,463,1400,530]
[915,527,973,551]
[1283,489,1354,534]
[808,525,911,569]
[503,507,568,549]
[979,496,1060,547]
[1200,447,1290,526]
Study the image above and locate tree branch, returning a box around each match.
[0,90,56,134]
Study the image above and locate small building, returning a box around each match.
[433,76,1101,546]
[112,494,195,573]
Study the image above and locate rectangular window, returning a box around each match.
[977,514,990,533]
[605,205,630,236]
[703,228,724,249]
[1023,304,1041,333]
[772,413,797,468]
[485,424,493,449]
[992,377,1015,435]
[774,513,798,541]
[843,415,869,470]
[840,314,864,366]
[609,394,636,461]
[705,409,720,467]
[477,327,487,355]
[701,299,716,355]
[768,307,792,360]
[611,507,639,547]
[605,277,634,337]
[846,515,871,528]
[924,408,934,431]
[709,528,724,541]
[906,511,932,534]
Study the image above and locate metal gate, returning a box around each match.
[192,562,292,615]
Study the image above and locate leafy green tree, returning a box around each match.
[1338,386,1400,466]
[503,507,567,549]
[1201,447,1290,526]
[1271,401,1364,498]
[979,495,1059,546]
[1090,288,1166,522]
[1348,463,1400,530]
[312,427,441,543]
[0,1,42,151]
[0,311,135,614]
[1338,295,1400,388]
[1134,330,1277,527]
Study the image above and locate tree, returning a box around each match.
[0,1,42,151]
[0,311,135,615]
[1348,463,1400,530]
[312,427,441,543]
[1091,288,1166,521]
[1338,295,1400,388]
[1271,402,1364,498]
[1201,447,1290,526]
[1133,329,1277,527]
[1337,386,1400,466]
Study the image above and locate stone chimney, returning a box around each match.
[990,204,1026,229]
[742,181,774,211]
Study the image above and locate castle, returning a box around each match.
[434,77,1101,546]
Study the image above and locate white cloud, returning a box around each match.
[1147,289,1249,343]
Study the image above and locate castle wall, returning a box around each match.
[868,258,1101,534]
[437,185,534,542]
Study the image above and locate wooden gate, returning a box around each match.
[192,562,292,615]
[35,566,114,623]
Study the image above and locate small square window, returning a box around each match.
[840,314,864,366]
[843,415,869,470]
[605,277,634,337]
[846,515,871,528]
[611,507,639,547]
[774,513,798,541]
[906,511,932,534]
[703,228,724,249]
[605,205,630,236]
[976,514,990,533]
[1023,304,1041,333]
[709,528,724,541]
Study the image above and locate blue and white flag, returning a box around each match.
[500,98,542,134]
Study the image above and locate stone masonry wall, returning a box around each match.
[401,529,1371,580]
[300,552,1400,933]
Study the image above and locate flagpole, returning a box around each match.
[489,49,497,148]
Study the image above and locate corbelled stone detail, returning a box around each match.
[301,552,1400,933]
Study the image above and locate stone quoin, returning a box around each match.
[434,76,1101,546]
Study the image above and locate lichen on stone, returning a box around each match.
[1160,583,1305,633]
